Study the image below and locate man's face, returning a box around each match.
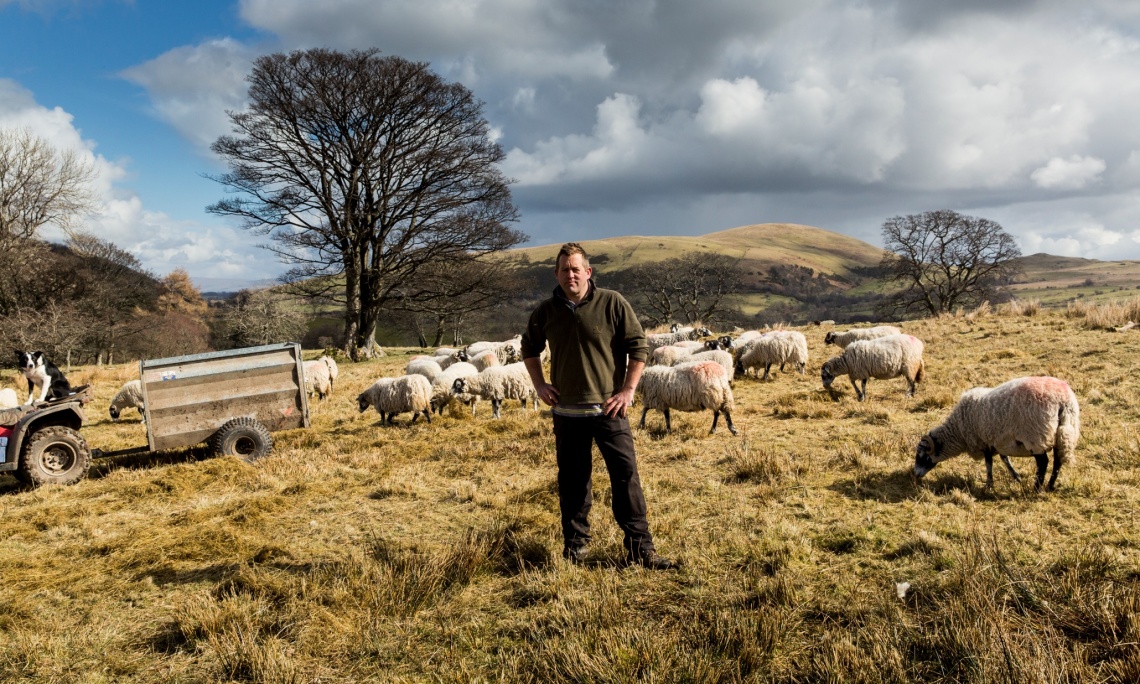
[556,253,592,300]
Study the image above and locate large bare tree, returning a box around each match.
[0,127,97,241]
[880,210,1022,317]
[208,48,523,359]
[617,251,743,327]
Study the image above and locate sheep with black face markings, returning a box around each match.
[356,374,433,425]
[109,379,145,422]
[646,326,713,352]
[637,360,737,435]
[820,333,924,401]
[430,361,480,415]
[824,325,902,349]
[914,376,1080,491]
[452,362,537,419]
[735,330,808,380]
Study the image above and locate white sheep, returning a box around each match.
[452,362,537,419]
[405,357,444,384]
[468,349,501,371]
[108,379,145,422]
[685,349,734,379]
[433,350,467,370]
[303,359,333,401]
[356,374,433,425]
[820,334,924,401]
[430,361,480,415]
[650,345,694,367]
[646,326,713,352]
[914,376,1080,491]
[637,360,737,435]
[0,387,18,409]
[824,325,902,349]
[466,337,521,365]
[735,330,808,380]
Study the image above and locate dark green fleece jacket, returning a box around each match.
[520,282,649,405]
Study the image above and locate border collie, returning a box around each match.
[15,350,71,404]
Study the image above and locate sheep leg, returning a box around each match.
[999,454,1021,483]
[710,411,719,434]
[639,406,649,429]
[906,379,916,397]
[984,451,994,489]
[779,361,786,372]
[1033,454,1048,491]
[724,410,738,436]
[1046,449,1062,491]
[798,362,805,375]
[422,409,432,424]
[663,408,672,433]
[410,412,419,425]
[492,399,502,419]
[762,363,772,380]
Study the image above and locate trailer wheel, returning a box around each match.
[210,417,273,463]
[20,426,91,486]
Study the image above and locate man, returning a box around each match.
[521,243,677,570]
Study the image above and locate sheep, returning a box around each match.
[646,326,713,352]
[356,374,433,425]
[321,355,339,386]
[735,331,808,380]
[465,337,521,365]
[734,330,763,346]
[303,359,333,401]
[430,361,480,415]
[405,357,444,384]
[685,349,734,379]
[675,340,706,351]
[0,387,18,409]
[650,345,694,367]
[469,349,501,371]
[637,361,737,435]
[824,325,902,349]
[452,362,537,419]
[108,379,145,422]
[433,350,468,370]
[914,376,1080,491]
[706,337,733,351]
[820,334,924,401]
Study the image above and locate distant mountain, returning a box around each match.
[193,276,279,295]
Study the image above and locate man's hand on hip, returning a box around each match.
[604,388,635,418]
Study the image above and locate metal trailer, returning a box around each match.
[1,342,311,487]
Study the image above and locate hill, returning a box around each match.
[510,222,885,286]
[1012,253,1140,305]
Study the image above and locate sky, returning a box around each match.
[3,0,1140,290]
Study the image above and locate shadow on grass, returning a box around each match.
[89,446,207,480]
[829,468,923,503]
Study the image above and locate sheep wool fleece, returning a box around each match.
[521,281,655,558]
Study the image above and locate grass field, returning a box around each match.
[2,304,1140,682]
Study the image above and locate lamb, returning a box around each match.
[452,362,538,419]
[637,361,737,435]
[0,387,18,409]
[468,349,501,371]
[430,361,480,415]
[824,326,902,349]
[735,330,808,380]
[820,334,924,401]
[356,374,433,425]
[108,379,145,422]
[914,376,1080,491]
[405,357,444,384]
[646,326,713,352]
[303,359,333,401]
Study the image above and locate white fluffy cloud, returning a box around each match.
[1031,155,1107,189]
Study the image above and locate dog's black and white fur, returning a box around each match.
[15,350,71,404]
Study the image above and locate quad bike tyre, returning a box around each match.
[209,417,273,463]
[20,425,92,486]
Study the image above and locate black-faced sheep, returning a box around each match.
[452,362,537,419]
[824,325,902,349]
[820,334,924,401]
[914,376,1080,491]
[109,379,145,421]
[430,361,480,415]
[637,360,737,435]
[356,374,433,425]
[735,330,808,380]
[646,326,713,352]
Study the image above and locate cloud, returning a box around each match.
[1031,155,1107,189]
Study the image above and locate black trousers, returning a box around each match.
[552,413,655,556]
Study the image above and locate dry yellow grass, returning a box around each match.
[2,308,1140,682]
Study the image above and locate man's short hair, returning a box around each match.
[557,242,590,269]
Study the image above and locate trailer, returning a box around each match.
[1,343,311,487]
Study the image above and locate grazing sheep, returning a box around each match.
[469,349,501,371]
[430,361,480,415]
[405,357,444,384]
[686,349,734,379]
[0,387,18,409]
[734,330,763,346]
[735,330,808,380]
[914,376,1080,491]
[638,361,737,435]
[821,334,924,401]
[650,345,694,367]
[108,379,145,422]
[452,362,538,419]
[321,355,339,386]
[356,374,433,425]
[303,359,333,401]
[646,326,713,352]
[824,325,902,349]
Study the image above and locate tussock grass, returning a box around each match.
[2,310,1140,681]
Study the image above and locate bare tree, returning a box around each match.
[0,127,97,241]
[208,48,523,359]
[618,252,743,327]
[880,210,1022,317]
[213,289,308,349]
